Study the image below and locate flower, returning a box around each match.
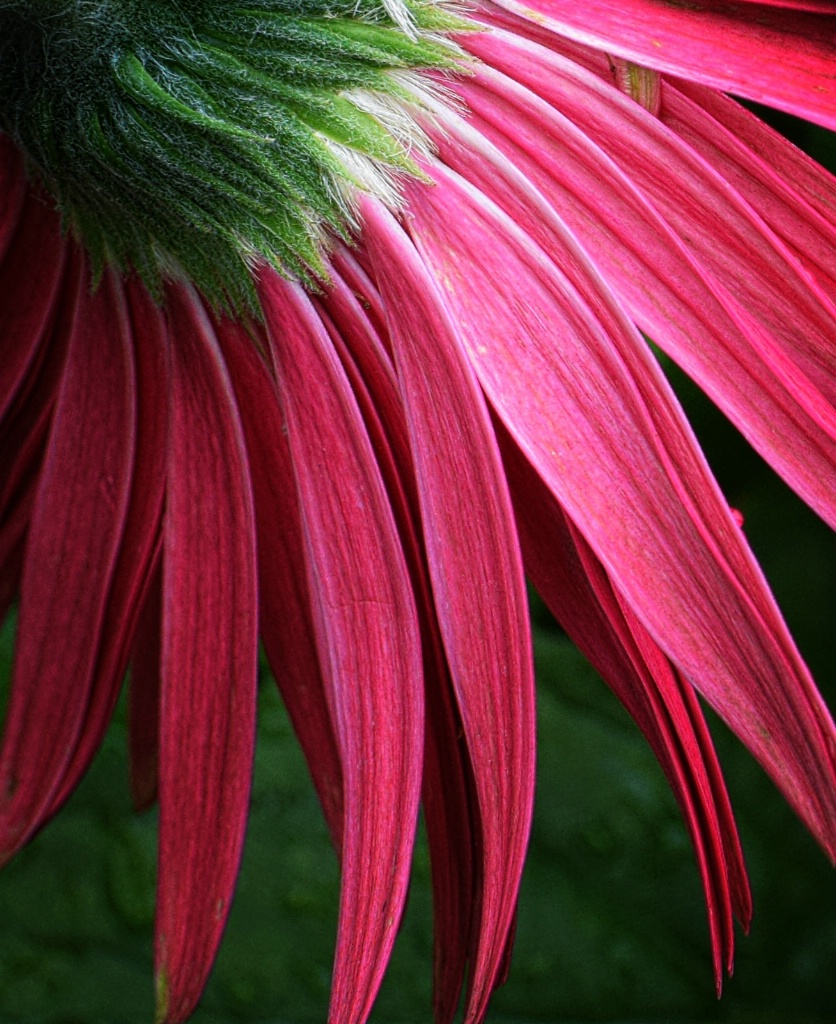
[1,1,835,1022]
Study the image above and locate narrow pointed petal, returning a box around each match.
[660,80,836,302]
[497,421,750,987]
[453,32,836,529]
[215,312,344,848]
[0,263,135,861]
[472,30,836,407]
[361,200,536,1023]
[259,271,424,1024]
[488,0,836,130]
[155,287,258,1024]
[318,268,478,1021]
[47,278,167,817]
[401,163,836,857]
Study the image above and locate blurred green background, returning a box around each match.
[1,115,835,1024]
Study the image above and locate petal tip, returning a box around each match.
[154,964,170,1024]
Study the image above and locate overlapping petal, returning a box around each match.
[488,0,836,129]
[316,262,478,1021]
[399,160,836,858]
[0,189,65,426]
[455,29,836,529]
[155,287,258,1023]
[0,169,71,614]
[361,199,536,1022]
[259,272,424,1024]
[497,421,750,987]
[214,307,344,848]
[47,278,167,817]
[0,261,135,862]
[0,3,834,1023]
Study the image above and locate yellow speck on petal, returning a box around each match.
[155,965,170,1024]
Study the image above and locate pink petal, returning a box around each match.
[47,278,167,817]
[259,271,424,1024]
[361,199,536,1024]
[495,41,836,412]
[430,48,836,529]
[0,262,135,862]
[215,310,344,848]
[496,423,750,986]
[317,265,478,1021]
[661,80,836,303]
[155,286,258,1023]
[488,0,836,129]
[400,161,836,858]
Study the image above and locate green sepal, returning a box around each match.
[0,0,467,314]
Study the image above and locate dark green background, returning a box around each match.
[1,113,835,1024]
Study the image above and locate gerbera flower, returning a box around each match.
[0,0,834,1022]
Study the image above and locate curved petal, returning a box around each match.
[47,277,167,817]
[155,286,258,1024]
[496,422,750,987]
[215,311,344,849]
[259,271,424,1024]
[488,0,836,130]
[0,221,74,625]
[0,262,135,862]
[660,80,836,301]
[464,31,836,410]
[318,266,478,1021]
[400,160,836,858]
[361,199,536,1024]
[427,49,836,530]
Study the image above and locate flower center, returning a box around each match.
[0,0,463,311]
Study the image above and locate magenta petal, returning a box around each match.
[668,80,836,259]
[660,79,836,310]
[0,264,135,861]
[401,163,836,858]
[318,266,477,1021]
[361,200,536,1023]
[259,271,424,1024]
[432,53,836,530]
[468,32,836,412]
[488,0,836,129]
[216,311,345,849]
[501,422,752,982]
[155,286,258,1023]
[47,277,167,817]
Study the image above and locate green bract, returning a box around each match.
[0,0,464,310]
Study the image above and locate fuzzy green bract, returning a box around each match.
[0,0,463,310]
